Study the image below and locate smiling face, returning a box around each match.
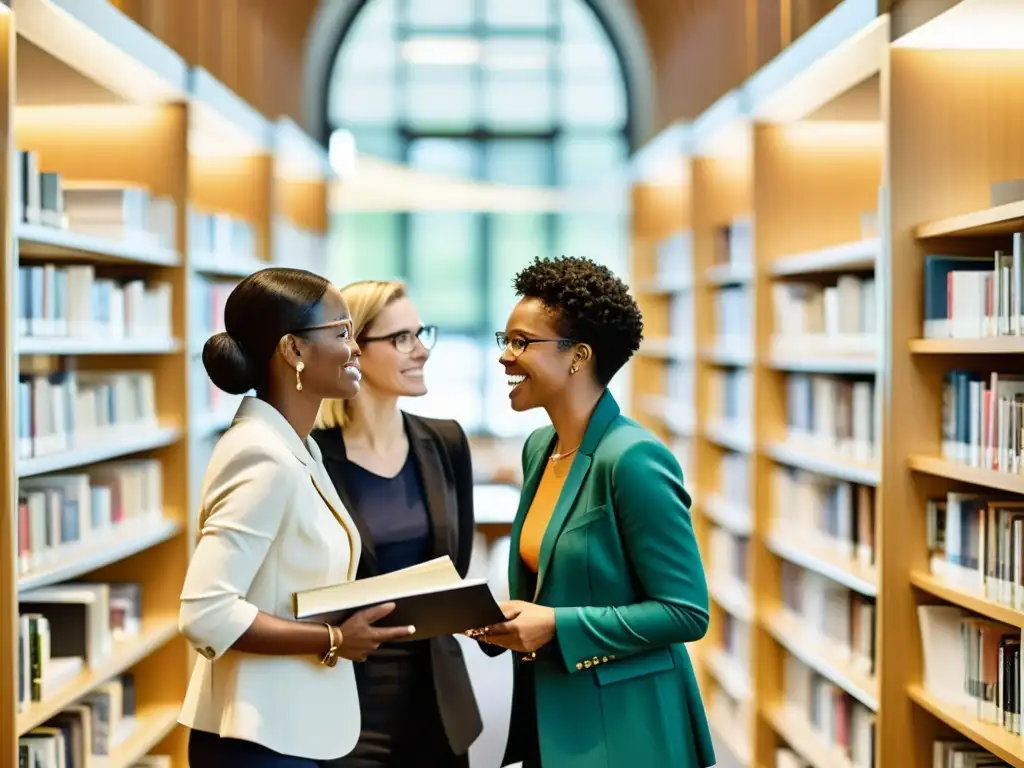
[500,297,577,412]
[358,296,431,398]
[293,286,363,400]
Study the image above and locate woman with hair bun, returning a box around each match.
[178,268,416,768]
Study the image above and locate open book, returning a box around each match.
[292,556,506,641]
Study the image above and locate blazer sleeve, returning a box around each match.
[552,438,709,672]
[179,442,298,661]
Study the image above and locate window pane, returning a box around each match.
[408,212,483,329]
[484,0,552,28]
[404,0,475,28]
[484,140,551,186]
[327,212,402,286]
[329,78,397,125]
[561,0,606,42]
[482,37,552,71]
[556,133,626,186]
[556,134,626,186]
[483,72,553,131]
[404,68,477,130]
[555,212,628,277]
[409,138,479,178]
[489,213,547,331]
[560,79,626,129]
[400,335,485,432]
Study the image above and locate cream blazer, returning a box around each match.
[178,396,362,761]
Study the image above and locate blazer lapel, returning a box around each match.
[315,430,378,571]
[533,390,621,600]
[309,471,360,581]
[406,416,452,561]
[508,429,554,601]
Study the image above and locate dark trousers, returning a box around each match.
[324,643,468,768]
[188,728,319,768]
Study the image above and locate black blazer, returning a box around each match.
[311,413,483,755]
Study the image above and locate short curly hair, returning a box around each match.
[513,256,644,386]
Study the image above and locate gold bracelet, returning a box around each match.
[320,623,340,668]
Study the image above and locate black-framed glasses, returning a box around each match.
[362,324,438,353]
[495,332,574,358]
[291,318,355,338]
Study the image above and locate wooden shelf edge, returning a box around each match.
[909,336,1024,354]
[767,533,877,596]
[767,352,878,374]
[768,237,879,277]
[109,703,180,768]
[907,455,1024,495]
[16,617,179,735]
[17,424,182,478]
[908,684,1024,768]
[910,570,1024,629]
[17,517,182,592]
[764,610,878,711]
[704,645,752,701]
[915,199,1024,240]
[766,440,880,485]
[703,421,754,453]
[12,0,188,104]
[17,223,181,267]
[18,337,183,356]
[765,705,856,768]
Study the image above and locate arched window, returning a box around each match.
[324,0,633,437]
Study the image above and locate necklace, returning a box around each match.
[549,444,580,462]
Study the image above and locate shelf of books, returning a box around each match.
[693,87,758,768]
[884,1,1024,767]
[628,1,1024,767]
[1,1,334,766]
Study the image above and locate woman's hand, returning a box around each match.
[471,600,556,653]
[338,602,416,661]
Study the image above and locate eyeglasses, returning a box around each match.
[495,332,574,358]
[362,324,438,353]
[291,318,355,338]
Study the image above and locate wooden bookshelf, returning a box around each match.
[628,1,892,767]
[630,2,1024,767]
[0,2,332,765]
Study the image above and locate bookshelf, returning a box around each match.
[631,0,1024,766]
[0,1,333,766]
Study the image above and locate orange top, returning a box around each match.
[518,457,572,573]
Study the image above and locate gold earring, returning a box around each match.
[295,362,304,391]
[570,364,579,375]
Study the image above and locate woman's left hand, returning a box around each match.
[472,600,556,653]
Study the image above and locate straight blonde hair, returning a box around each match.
[315,279,407,431]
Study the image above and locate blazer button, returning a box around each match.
[592,656,600,665]
[576,662,583,671]
[583,660,592,668]
[609,654,616,660]
[602,656,609,663]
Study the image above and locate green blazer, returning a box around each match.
[501,390,715,768]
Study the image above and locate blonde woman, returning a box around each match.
[312,280,480,768]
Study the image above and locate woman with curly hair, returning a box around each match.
[471,256,715,768]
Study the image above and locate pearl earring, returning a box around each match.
[295,362,305,391]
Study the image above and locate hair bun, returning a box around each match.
[203,331,258,395]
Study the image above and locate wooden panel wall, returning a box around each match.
[109,0,851,139]
[633,0,850,132]
[109,0,318,123]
